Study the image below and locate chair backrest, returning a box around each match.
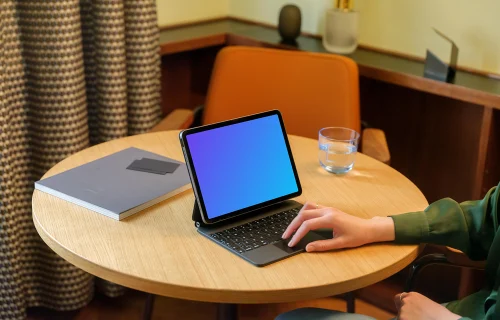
[202,46,360,139]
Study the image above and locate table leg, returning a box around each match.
[142,293,156,320]
[217,303,238,320]
[345,292,355,313]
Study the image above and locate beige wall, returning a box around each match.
[230,0,500,75]
[157,0,500,74]
[156,0,228,27]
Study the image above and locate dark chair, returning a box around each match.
[405,246,487,297]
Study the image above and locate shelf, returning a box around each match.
[159,18,500,110]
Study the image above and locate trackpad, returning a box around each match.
[273,231,326,253]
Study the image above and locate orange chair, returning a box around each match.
[153,45,390,163]
[153,46,390,164]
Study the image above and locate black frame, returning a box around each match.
[179,110,302,225]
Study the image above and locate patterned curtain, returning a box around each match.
[0,0,161,319]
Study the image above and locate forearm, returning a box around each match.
[368,217,395,243]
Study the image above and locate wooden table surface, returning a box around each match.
[32,130,427,304]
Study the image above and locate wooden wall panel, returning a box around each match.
[483,109,500,194]
[360,77,484,203]
[161,53,192,115]
[414,94,484,202]
[359,77,423,177]
[160,46,222,115]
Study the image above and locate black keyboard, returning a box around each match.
[209,207,300,253]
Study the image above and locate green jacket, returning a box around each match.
[391,182,499,320]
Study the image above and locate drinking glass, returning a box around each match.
[318,127,360,174]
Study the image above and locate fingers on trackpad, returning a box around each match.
[273,232,326,253]
[273,239,302,254]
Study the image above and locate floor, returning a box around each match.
[27,290,395,320]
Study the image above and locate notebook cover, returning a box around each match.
[34,147,191,220]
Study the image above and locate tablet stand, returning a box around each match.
[192,201,210,228]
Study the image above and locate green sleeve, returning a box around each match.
[391,182,500,261]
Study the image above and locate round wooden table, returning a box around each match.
[32,130,427,319]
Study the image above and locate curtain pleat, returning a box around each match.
[124,0,162,136]
[0,0,161,318]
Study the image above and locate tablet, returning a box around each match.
[179,110,302,225]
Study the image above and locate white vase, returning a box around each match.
[323,9,358,54]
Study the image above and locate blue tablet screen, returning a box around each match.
[186,114,299,219]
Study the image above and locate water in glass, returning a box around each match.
[319,127,359,174]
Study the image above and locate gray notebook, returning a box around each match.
[35,147,192,220]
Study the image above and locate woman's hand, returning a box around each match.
[282,202,395,252]
[395,292,461,320]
